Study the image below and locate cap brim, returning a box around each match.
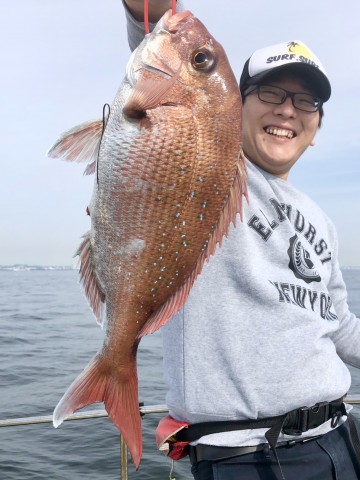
[246,63,331,102]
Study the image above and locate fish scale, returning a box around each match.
[47,9,247,469]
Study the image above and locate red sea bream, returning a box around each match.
[48,9,247,468]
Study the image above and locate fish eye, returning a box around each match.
[191,48,215,72]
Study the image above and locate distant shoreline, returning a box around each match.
[0,265,75,271]
[0,265,359,272]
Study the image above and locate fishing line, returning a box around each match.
[144,0,177,34]
[144,0,149,33]
[169,459,176,480]
[97,103,111,186]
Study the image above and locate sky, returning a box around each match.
[1,0,359,267]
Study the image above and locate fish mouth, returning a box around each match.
[162,10,193,32]
[127,47,178,86]
[159,102,178,107]
[126,10,192,89]
[141,62,174,80]
[136,11,191,80]
[264,126,296,139]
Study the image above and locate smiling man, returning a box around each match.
[239,41,329,179]
[122,2,360,479]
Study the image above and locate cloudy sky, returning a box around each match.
[1,0,359,266]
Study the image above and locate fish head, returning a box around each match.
[124,10,242,120]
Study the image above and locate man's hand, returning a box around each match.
[124,0,174,23]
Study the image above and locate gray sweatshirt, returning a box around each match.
[123,2,360,446]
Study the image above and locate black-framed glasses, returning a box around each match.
[244,85,323,112]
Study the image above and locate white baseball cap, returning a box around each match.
[240,40,331,101]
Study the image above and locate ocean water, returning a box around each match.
[0,269,359,479]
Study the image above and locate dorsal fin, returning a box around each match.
[47,120,103,170]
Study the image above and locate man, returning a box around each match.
[122,1,360,479]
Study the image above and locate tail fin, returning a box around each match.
[53,355,142,468]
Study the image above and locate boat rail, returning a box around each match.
[0,404,169,480]
[1,396,360,479]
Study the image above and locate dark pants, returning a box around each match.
[190,421,360,480]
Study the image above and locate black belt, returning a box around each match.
[176,398,347,480]
[176,398,346,443]
[189,435,322,464]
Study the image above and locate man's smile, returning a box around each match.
[264,126,296,139]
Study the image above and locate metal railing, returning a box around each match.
[1,396,360,479]
[0,403,169,428]
[0,404,169,480]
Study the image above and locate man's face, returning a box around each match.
[241,76,320,179]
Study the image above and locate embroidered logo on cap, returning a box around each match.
[248,40,327,78]
[266,41,320,70]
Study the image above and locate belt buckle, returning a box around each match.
[307,402,329,430]
[282,407,306,436]
[283,402,329,436]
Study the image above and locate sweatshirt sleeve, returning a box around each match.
[328,229,360,369]
[122,0,185,51]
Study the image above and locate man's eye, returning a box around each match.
[261,88,281,99]
[297,95,317,106]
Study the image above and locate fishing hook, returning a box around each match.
[97,103,111,187]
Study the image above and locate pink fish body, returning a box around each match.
[48,10,246,468]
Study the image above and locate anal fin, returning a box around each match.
[76,232,106,326]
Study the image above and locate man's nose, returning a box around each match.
[273,96,297,117]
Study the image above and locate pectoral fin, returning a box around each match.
[123,67,180,118]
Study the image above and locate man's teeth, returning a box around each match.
[266,127,294,139]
